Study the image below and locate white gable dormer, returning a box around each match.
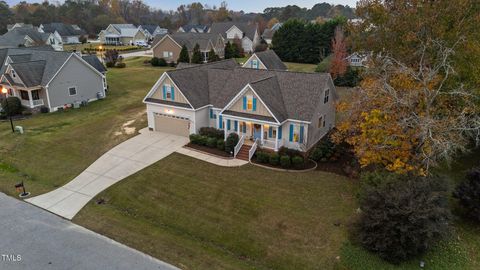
[226,25,244,40]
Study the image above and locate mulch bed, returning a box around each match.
[315,150,360,178]
[251,158,317,171]
[185,143,232,158]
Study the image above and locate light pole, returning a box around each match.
[1,87,14,133]
[98,45,105,64]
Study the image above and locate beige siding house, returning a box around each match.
[99,24,147,45]
[143,59,336,154]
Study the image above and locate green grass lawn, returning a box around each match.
[63,43,143,52]
[74,153,357,270]
[0,57,171,196]
[285,62,317,73]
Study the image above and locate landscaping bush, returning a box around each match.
[206,137,217,148]
[225,133,239,154]
[453,167,480,222]
[105,61,115,68]
[189,134,201,144]
[256,151,270,164]
[279,147,303,159]
[1,97,22,116]
[334,66,362,87]
[40,106,50,114]
[198,136,208,146]
[151,57,167,67]
[22,110,32,116]
[355,172,451,264]
[115,62,126,68]
[269,153,280,166]
[292,156,304,168]
[199,127,223,139]
[280,155,291,168]
[216,139,225,151]
[310,138,336,162]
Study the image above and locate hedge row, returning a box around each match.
[256,150,304,169]
[190,134,225,151]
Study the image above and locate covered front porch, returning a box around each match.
[222,115,284,152]
[4,86,46,109]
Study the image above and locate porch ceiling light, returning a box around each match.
[166,109,174,114]
[1,87,7,94]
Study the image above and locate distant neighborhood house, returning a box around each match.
[39,23,87,44]
[0,26,63,51]
[98,24,147,45]
[140,25,168,41]
[143,59,336,152]
[209,22,260,53]
[346,52,369,67]
[0,48,106,112]
[151,33,225,63]
[262,23,283,45]
[177,24,210,33]
[243,50,287,71]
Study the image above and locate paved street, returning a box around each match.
[27,129,188,220]
[120,49,153,58]
[0,193,178,270]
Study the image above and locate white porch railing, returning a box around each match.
[32,99,44,107]
[248,138,259,161]
[20,99,30,107]
[234,135,245,158]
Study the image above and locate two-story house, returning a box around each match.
[151,33,225,63]
[0,48,106,112]
[140,25,168,41]
[242,50,287,70]
[209,22,260,53]
[143,59,336,155]
[0,26,63,51]
[39,23,87,44]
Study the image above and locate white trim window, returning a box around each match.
[163,51,173,58]
[11,69,16,78]
[165,85,172,99]
[68,86,77,96]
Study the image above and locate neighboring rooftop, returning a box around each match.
[179,24,210,33]
[253,50,288,71]
[153,32,222,51]
[0,27,51,48]
[41,23,86,37]
[209,22,258,41]
[141,25,167,36]
[82,55,107,74]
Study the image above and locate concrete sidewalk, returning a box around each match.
[27,129,188,220]
[0,193,178,270]
[176,147,248,167]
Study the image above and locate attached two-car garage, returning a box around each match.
[153,113,190,137]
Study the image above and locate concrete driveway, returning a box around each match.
[27,129,188,220]
[0,193,178,270]
[120,49,153,58]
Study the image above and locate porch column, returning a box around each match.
[275,126,279,151]
[28,90,33,107]
[224,118,227,140]
[260,124,264,144]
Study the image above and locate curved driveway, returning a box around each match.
[27,129,188,220]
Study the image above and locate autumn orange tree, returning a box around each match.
[335,41,480,175]
[329,27,348,79]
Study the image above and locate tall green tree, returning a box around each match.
[224,41,233,59]
[191,43,203,64]
[207,48,219,62]
[177,45,190,63]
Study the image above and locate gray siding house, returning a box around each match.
[144,59,336,153]
[0,48,106,112]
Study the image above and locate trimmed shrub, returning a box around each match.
[150,57,159,66]
[1,97,22,116]
[309,138,336,162]
[216,139,225,151]
[189,134,201,144]
[151,57,167,67]
[256,151,270,164]
[292,156,304,168]
[269,153,280,166]
[206,137,217,148]
[115,62,126,68]
[40,106,50,114]
[199,127,223,139]
[453,167,480,222]
[198,136,208,146]
[225,133,239,154]
[105,61,115,68]
[280,155,291,168]
[279,147,303,159]
[356,172,451,264]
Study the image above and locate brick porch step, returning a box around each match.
[236,144,252,161]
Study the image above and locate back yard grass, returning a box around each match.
[0,57,170,196]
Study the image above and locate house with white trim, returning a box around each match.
[143,59,336,156]
[346,52,369,67]
[98,24,147,45]
[0,26,63,51]
[209,22,260,53]
[0,48,106,112]
[243,50,287,70]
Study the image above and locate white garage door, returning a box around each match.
[154,113,190,137]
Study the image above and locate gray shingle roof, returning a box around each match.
[82,55,107,74]
[0,48,100,87]
[254,50,287,71]
[169,33,221,51]
[144,98,192,109]
[179,24,209,33]
[42,23,86,37]
[0,27,51,48]
[163,63,332,122]
[209,22,257,41]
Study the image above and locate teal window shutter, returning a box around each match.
[171,86,175,100]
[299,126,304,143]
[278,126,282,139]
[210,109,213,119]
[219,115,223,129]
[227,119,231,130]
[268,127,272,137]
[234,120,238,131]
[289,124,294,142]
[242,96,247,110]
[252,98,257,111]
[162,85,166,99]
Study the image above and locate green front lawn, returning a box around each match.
[74,153,357,270]
[0,57,171,196]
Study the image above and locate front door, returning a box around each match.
[253,124,261,140]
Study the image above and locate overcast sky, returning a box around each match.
[5,0,359,13]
